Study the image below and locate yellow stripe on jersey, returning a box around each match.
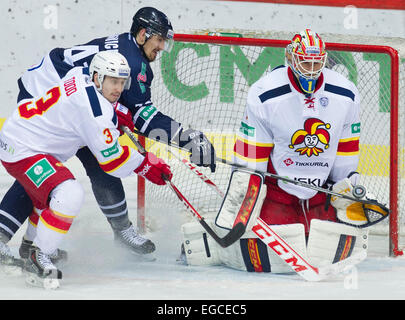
[99,145,131,173]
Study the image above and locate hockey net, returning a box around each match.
[134,31,405,257]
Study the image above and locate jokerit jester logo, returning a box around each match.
[289,118,331,157]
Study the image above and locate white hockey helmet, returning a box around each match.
[89,51,132,92]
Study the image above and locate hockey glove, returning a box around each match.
[134,152,173,185]
[177,128,216,173]
[331,175,389,228]
[114,103,134,135]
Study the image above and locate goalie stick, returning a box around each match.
[121,126,245,248]
[130,128,387,210]
[167,147,367,281]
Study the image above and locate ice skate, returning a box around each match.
[24,247,62,289]
[19,237,68,264]
[114,223,156,258]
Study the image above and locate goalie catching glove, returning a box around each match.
[331,173,389,228]
[175,128,216,173]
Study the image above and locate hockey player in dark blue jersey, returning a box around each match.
[0,7,216,266]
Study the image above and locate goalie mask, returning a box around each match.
[131,7,174,52]
[286,29,327,94]
[89,51,131,93]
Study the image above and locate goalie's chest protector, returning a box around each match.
[246,66,358,199]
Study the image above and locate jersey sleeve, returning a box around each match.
[328,84,361,182]
[78,85,145,178]
[232,88,274,172]
[117,57,183,142]
[130,100,182,142]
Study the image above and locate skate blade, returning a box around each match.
[25,268,62,289]
[25,273,60,289]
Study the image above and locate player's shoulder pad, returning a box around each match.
[323,68,359,103]
[248,65,291,105]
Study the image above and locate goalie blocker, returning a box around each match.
[180,169,369,273]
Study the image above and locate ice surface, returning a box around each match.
[0,157,405,301]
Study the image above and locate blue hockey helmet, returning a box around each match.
[131,7,174,52]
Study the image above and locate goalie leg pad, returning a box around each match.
[224,224,307,273]
[181,224,256,272]
[182,220,308,274]
[307,219,368,267]
[181,220,221,266]
[241,223,307,273]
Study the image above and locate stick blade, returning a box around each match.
[218,222,246,248]
[200,220,246,248]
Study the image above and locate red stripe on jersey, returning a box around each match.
[99,145,130,173]
[40,209,73,233]
[28,209,40,226]
[234,139,273,160]
[337,138,359,154]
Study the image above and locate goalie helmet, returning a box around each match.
[130,7,174,52]
[89,51,131,92]
[286,29,327,94]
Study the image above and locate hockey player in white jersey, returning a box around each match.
[0,7,216,266]
[180,29,388,273]
[0,51,172,288]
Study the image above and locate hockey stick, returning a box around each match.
[163,177,245,248]
[121,126,245,248]
[252,217,367,281]
[167,148,225,198]
[131,129,386,208]
[167,148,367,281]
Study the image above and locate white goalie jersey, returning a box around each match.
[233,66,361,199]
[0,67,144,178]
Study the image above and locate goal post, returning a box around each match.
[135,33,404,257]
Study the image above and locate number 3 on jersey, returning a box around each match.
[103,128,113,144]
[18,87,61,119]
